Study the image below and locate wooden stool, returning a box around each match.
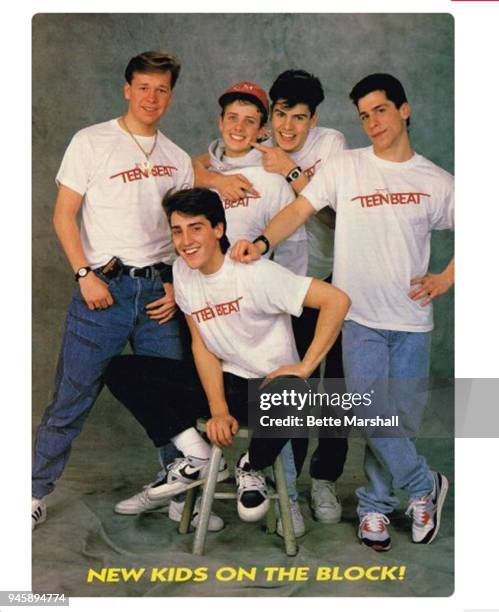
[178,418,298,556]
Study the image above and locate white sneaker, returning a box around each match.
[406,471,449,544]
[168,496,224,532]
[235,452,269,522]
[114,482,170,515]
[32,497,46,531]
[147,455,229,502]
[358,512,391,552]
[276,499,306,538]
[310,478,342,524]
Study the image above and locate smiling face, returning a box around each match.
[357,90,411,159]
[271,100,317,153]
[170,211,225,274]
[124,70,174,134]
[218,100,265,157]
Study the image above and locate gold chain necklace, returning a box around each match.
[121,117,158,173]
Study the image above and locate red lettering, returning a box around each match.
[351,192,430,208]
[191,297,243,324]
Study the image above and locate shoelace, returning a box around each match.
[237,467,266,492]
[406,496,433,526]
[362,512,390,532]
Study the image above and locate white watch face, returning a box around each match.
[78,268,88,277]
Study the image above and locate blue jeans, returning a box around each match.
[32,272,182,499]
[342,321,434,516]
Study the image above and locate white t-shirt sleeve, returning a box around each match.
[177,157,194,191]
[430,175,454,230]
[56,131,93,196]
[301,156,338,212]
[323,131,347,159]
[247,260,313,317]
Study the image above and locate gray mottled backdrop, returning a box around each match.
[32,14,454,597]
[32,12,454,422]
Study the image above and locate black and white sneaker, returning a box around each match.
[406,470,449,544]
[147,455,229,501]
[235,452,269,522]
[32,497,46,531]
[168,495,225,532]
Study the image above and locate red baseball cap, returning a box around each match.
[218,81,270,116]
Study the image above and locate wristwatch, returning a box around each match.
[74,266,92,282]
[252,234,270,255]
[285,166,302,183]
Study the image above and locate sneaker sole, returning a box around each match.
[415,472,449,544]
[148,466,230,501]
[311,509,342,524]
[360,537,392,552]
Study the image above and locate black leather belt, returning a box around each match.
[121,263,167,279]
[95,257,172,283]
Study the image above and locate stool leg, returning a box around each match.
[266,494,277,534]
[178,489,197,535]
[192,445,222,556]
[273,454,298,557]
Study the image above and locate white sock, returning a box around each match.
[171,427,211,460]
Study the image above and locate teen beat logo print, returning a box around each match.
[223,194,261,209]
[109,164,178,183]
[351,189,431,208]
[191,297,243,323]
[303,159,322,179]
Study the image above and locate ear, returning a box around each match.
[214,222,224,239]
[310,111,319,128]
[218,114,224,134]
[400,102,411,122]
[124,82,131,101]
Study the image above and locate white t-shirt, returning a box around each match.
[278,127,346,279]
[207,140,307,274]
[56,119,193,268]
[173,256,313,379]
[301,146,454,332]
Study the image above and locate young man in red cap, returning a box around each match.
[195,80,307,274]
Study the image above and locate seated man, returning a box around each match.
[104,187,350,530]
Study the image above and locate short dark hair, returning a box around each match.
[219,93,268,126]
[269,69,325,116]
[163,188,230,254]
[349,73,410,127]
[125,50,181,88]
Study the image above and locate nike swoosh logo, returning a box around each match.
[181,465,201,477]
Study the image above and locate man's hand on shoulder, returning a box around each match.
[78,272,114,310]
[214,174,259,203]
[146,282,177,324]
[230,239,263,263]
[206,414,239,447]
[251,141,296,177]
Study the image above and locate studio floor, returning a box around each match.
[32,390,454,598]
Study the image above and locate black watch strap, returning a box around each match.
[252,234,270,255]
[74,266,92,282]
